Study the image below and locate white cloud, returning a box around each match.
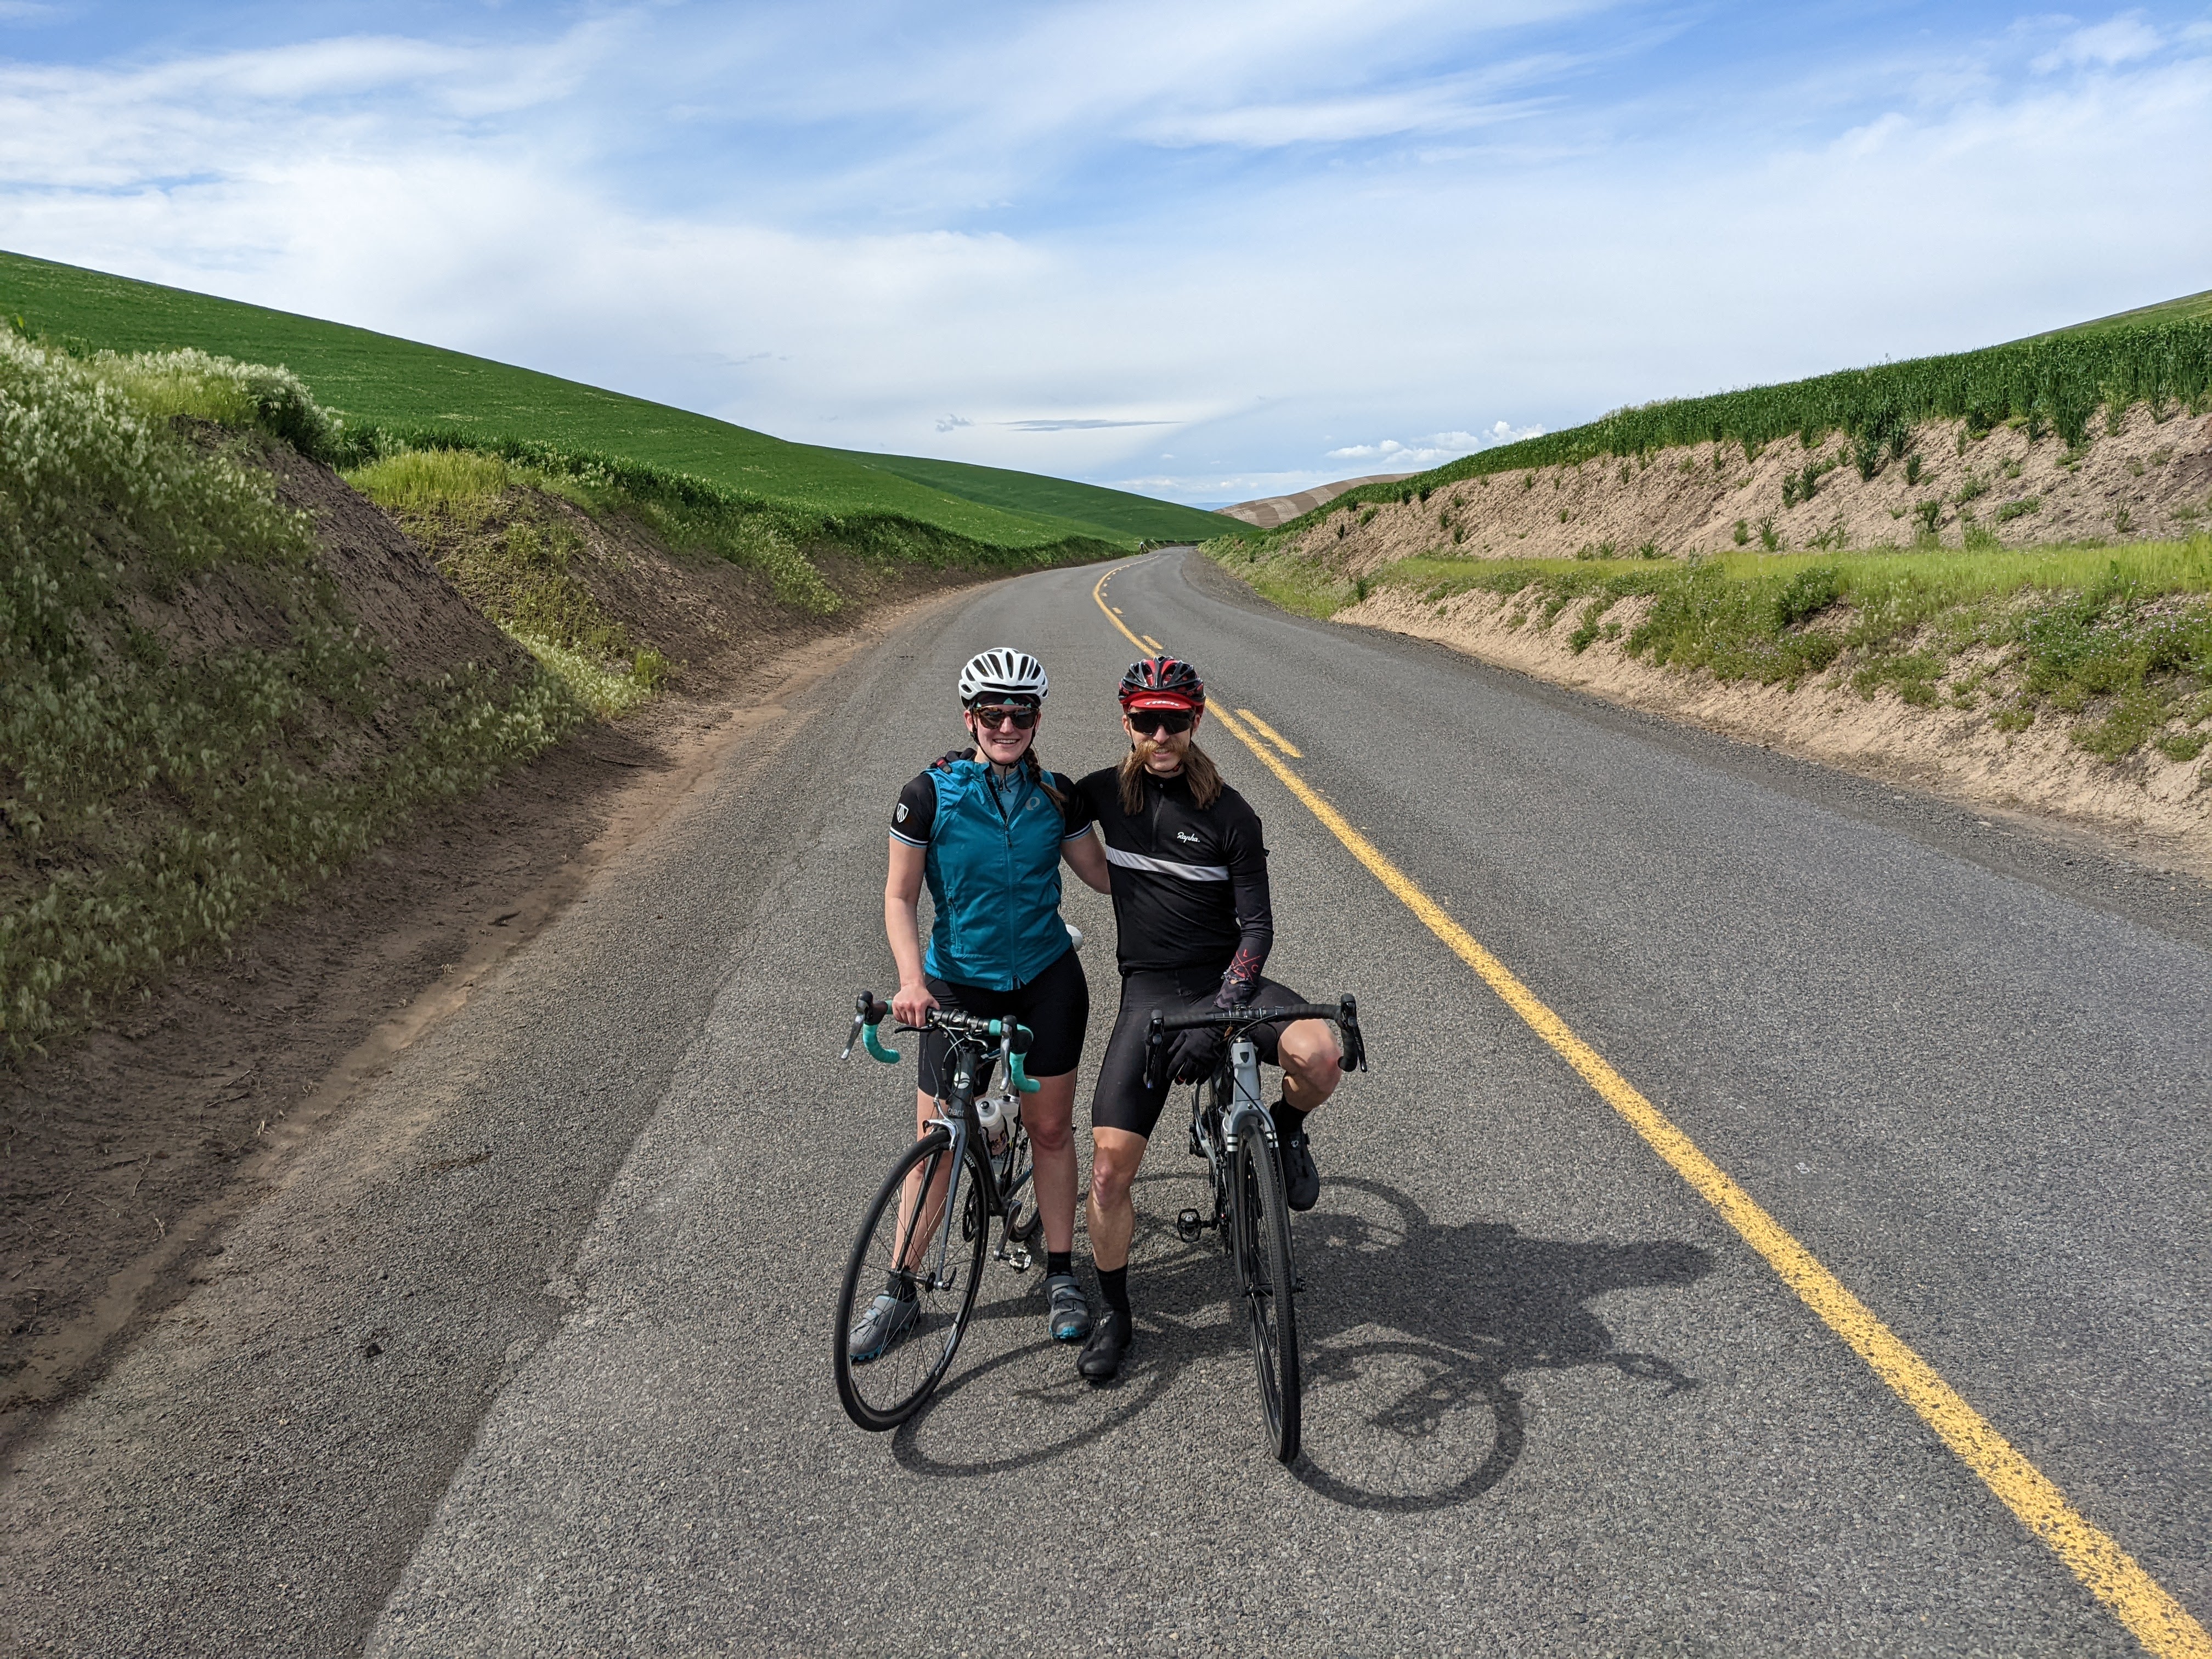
[2034,14,2164,72]
[1324,422,1545,467]
[0,7,2207,506]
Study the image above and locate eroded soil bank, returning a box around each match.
[1338,584,2211,878]
[1289,406,2212,569]
[1,430,1039,1429]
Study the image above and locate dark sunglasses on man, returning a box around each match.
[1126,709,1194,736]
[969,703,1040,730]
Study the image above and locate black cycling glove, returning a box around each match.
[1163,1024,1227,1084]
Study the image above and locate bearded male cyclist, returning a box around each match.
[851,648,1112,1367]
[1068,656,1344,1382]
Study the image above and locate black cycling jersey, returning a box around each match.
[1070,763,1273,997]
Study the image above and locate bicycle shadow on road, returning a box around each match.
[891,1172,1712,1510]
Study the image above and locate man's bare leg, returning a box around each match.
[1080,1126,1148,1380]
[1086,1126,1147,1271]
[1271,1019,1342,1211]
[1277,1018,1344,1113]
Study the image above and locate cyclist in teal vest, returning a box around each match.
[854,649,1110,1363]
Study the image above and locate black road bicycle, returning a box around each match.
[831,992,1045,1431]
[1144,994,1367,1464]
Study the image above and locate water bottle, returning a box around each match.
[975,1092,1013,1152]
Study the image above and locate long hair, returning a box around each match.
[1119,738,1222,814]
[1023,749,1069,811]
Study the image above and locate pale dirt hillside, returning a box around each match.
[1219,471,1418,529]
[1340,583,2212,877]
[1285,405,2212,571]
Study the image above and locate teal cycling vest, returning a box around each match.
[922,760,1073,991]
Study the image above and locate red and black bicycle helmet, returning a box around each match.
[1119,654,1205,712]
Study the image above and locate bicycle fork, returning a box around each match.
[1178,1040,1270,1243]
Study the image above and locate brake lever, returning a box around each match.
[839,990,876,1061]
[1338,993,1368,1073]
[1141,1010,1165,1091]
[841,990,902,1064]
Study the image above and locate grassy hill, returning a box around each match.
[0,248,1234,550]
[2038,286,2212,338]
[1261,290,2212,534]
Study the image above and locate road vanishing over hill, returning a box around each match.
[5,550,2208,1657]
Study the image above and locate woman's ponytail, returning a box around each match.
[1024,748,1069,812]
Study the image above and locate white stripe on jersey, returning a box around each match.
[1103,845,1229,882]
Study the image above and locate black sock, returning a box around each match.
[1047,1250,1072,1278]
[1273,1098,1310,1137]
[1098,1266,1131,1323]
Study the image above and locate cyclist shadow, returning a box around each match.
[891,1171,1713,1510]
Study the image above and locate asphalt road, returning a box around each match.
[4,550,2206,1657]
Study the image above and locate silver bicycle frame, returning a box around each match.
[1218,1037,1276,1154]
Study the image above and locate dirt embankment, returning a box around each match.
[1339,584,2211,877]
[1,447,999,1431]
[1289,405,2212,570]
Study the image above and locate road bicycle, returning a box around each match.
[1144,993,1367,1464]
[831,992,1046,1431]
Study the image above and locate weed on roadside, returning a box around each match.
[1350,536,2212,760]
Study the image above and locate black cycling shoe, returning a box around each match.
[1077,1309,1133,1382]
[1278,1126,1320,1212]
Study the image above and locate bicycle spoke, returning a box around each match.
[833,1129,989,1431]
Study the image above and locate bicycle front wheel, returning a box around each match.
[1232,1130,1302,1463]
[833,1126,988,1431]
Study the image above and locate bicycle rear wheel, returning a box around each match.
[1231,1130,1302,1463]
[833,1126,988,1431]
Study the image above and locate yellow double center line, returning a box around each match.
[1092,564,2208,1658]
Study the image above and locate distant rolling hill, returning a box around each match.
[0,248,1237,551]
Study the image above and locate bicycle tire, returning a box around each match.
[833,1126,988,1431]
[1232,1129,1302,1463]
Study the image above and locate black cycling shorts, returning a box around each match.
[1091,966,1304,1141]
[917,944,1089,1098]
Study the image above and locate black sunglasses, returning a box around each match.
[1127,709,1194,736]
[969,704,1039,730]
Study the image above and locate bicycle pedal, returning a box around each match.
[1009,1245,1032,1273]
[1175,1208,1204,1243]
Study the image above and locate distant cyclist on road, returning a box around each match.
[1069,655,1345,1382]
[850,648,1111,1367]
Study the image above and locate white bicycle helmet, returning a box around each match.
[957,647,1049,704]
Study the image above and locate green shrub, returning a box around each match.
[347,448,511,518]
[1994,498,2041,524]
[1775,565,1842,628]
[1331,537,2212,760]
[86,345,346,461]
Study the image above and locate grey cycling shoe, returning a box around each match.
[1045,1273,1093,1344]
[1278,1126,1320,1212]
[848,1290,920,1364]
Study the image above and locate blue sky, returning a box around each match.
[2,3,2208,505]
